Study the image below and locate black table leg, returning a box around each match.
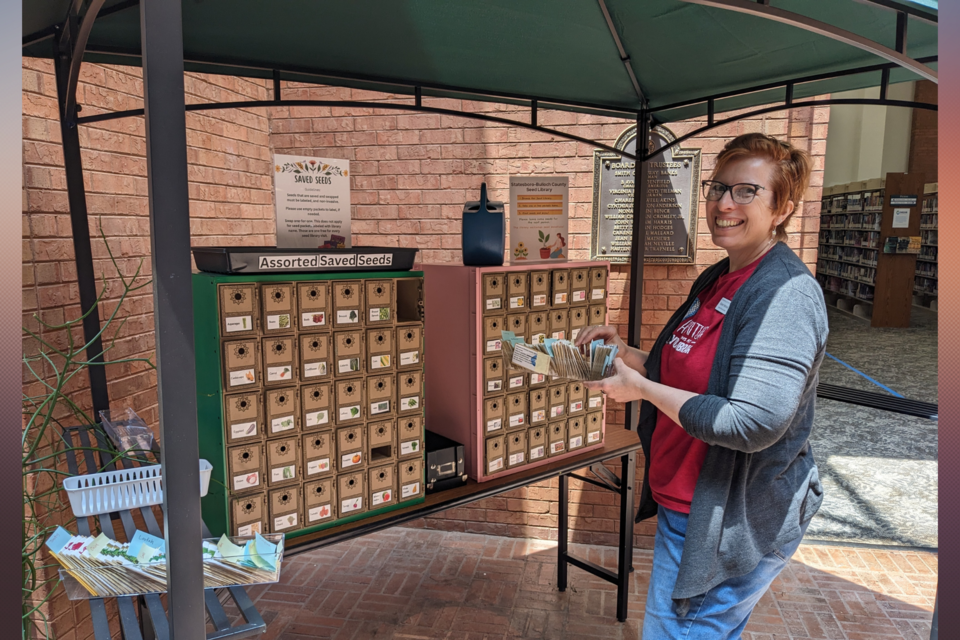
[617,452,637,622]
[558,472,569,591]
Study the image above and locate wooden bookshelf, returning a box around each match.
[914,183,938,308]
[816,173,926,327]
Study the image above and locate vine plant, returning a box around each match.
[22,230,155,639]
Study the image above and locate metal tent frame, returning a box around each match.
[26,0,938,635]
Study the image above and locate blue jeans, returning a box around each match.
[642,506,807,640]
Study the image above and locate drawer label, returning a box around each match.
[487,418,502,432]
[305,410,329,428]
[400,440,420,456]
[230,421,257,439]
[572,291,586,303]
[266,314,291,331]
[237,522,262,536]
[339,405,361,421]
[488,457,503,473]
[371,400,391,415]
[274,513,298,531]
[531,409,546,423]
[307,458,330,475]
[509,296,525,309]
[530,373,546,385]
[271,465,296,482]
[228,369,256,387]
[271,415,295,434]
[588,431,601,443]
[301,311,326,327]
[530,446,545,460]
[341,451,363,468]
[589,396,603,409]
[509,452,525,466]
[337,310,359,324]
[369,307,391,322]
[530,333,546,346]
[569,401,583,413]
[550,441,565,454]
[569,436,583,448]
[372,489,393,506]
[401,482,420,498]
[533,294,547,306]
[554,293,567,304]
[224,315,252,333]
[338,358,360,374]
[486,339,502,353]
[401,396,420,411]
[550,406,565,418]
[341,497,363,513]
[592,288,605,300]
[509,375,524,389]
[487,380,503,392]
[486,298,502,310]
[509,413,525,427]
[551,330,566,340]
[267,365,293,382]
[304,361,327,378]
[371,355,391,370]
[308,505,331,522]
[233,471,260,491]
[400,351,420,366]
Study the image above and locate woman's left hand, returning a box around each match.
[583,357,647,403]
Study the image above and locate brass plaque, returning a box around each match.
[591,125,700,264]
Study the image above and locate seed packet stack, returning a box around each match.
[45,526,283,599]
[500,331,618,382]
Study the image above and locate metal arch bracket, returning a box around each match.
[58,0,108,125]
[679,0,937,84]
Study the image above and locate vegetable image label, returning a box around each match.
[509,176,569,263]
[371,401,390,415]
[339,405,361,421]
[570,436,583,448]
[342,497,362,513]
[509,414,524,427]
[400,440,419,455]
[337,310,359,324]
[307,459,330,475]
[305,362,327,377]
[554,293,568,304]
[272,465,296,482]
[372,355,391,369]
[233,472,260,490]
[238,522,262,536]
[570,401,583,412]
[588,431,601,442]
[372,490,392,506]
[551,441,565,453]
[225,316,252,332]
[342,452,363,468]
[267,366,292,382]
[402,396,420,410]
[487,419,502,432]
[229,369,256,386]
[486,298,502,310]
[551,406,564,418]
[530,446,545,460]
[267,314,291,331]
[509,296,525,309]
[302,311,326,327]
[309,505,331,522]
[533,294,547,305]
[274,154,351,249]
[274,513,298,530]
[589,397,602,408]
[369,307,390,322]
[306,410,328,427]
[400,351,419,365]
[509,452,525,465]
[488,457,504,472]
[231,421,257,438]
[338,358,360,374]
[271,415,295,433]
[531,374,546,384]
[401,482,420,498]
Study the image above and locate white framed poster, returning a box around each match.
[508,176,569,263]
[274,154,351,248]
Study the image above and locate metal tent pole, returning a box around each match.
[625,113,650,431]
[139,0,205,635]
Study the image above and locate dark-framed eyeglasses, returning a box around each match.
[701,180,766,205]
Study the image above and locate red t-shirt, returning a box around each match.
[649,253,765,513]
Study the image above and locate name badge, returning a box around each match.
[715,297,731,315]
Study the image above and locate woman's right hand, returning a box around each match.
[574,325,626,351]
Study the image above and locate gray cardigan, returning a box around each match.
[635,241,827,601]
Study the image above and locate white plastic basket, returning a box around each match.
[63,460,213,517]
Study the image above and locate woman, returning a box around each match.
[549,232,567,259]
[578,133,827,639]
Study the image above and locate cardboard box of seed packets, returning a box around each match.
[46,526,285,599]
[500,331,619,382]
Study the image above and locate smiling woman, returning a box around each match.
[577,133,827,639]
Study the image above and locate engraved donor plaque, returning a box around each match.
[591,125,700,264]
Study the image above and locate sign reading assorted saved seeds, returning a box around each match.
[509,176,569,263]
[274,154,351,249]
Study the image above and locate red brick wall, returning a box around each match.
[22,59,274,640]
[908,80,937,184]
[267,86,827,547]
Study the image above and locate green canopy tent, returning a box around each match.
[22,0,938,636]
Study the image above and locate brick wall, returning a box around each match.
[908,80,938,183]
[23,62,826,635]
[22,59,274,640]
[267,86,827,548]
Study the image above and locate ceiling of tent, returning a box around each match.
[23,0,937,123]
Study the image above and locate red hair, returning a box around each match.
[713,133,811,242]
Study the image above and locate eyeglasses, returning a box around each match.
[701,180,766,205]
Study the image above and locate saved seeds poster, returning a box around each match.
[508,176,569,263]
[274,154,351,249]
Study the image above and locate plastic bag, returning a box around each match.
[99,408,155,453]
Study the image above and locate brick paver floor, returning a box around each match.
[235,527,937,640]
